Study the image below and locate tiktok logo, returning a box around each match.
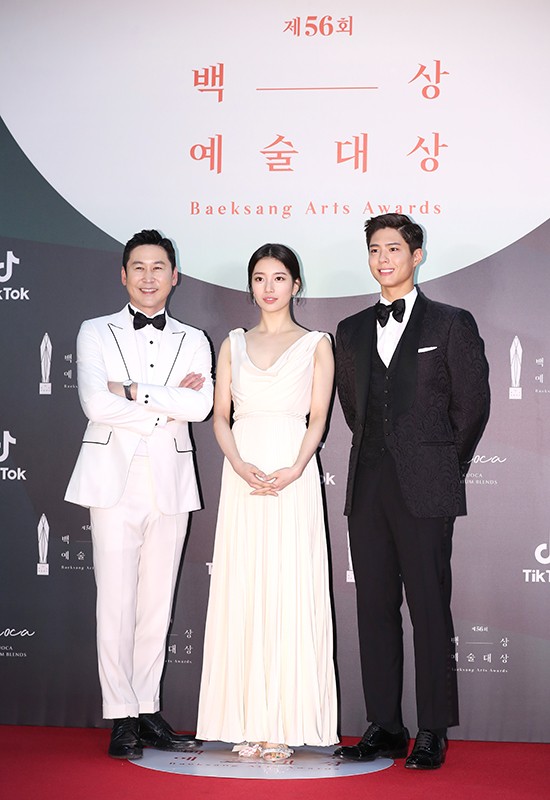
[0,250,19,283]
[0,431,16,463]
[0,249,30,300]
[534,541,550,565]
[522,537,550,583]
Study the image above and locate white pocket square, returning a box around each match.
[418,346,437,353]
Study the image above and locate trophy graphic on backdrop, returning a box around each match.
[37,514,50,576]
[509,336,522,400]
[39,333,52,395]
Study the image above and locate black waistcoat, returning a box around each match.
[358,340,401,467]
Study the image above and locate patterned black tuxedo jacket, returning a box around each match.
[335,289,490,518]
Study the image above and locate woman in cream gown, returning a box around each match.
[197,244,337,761]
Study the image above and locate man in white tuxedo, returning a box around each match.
[65,229,213,759]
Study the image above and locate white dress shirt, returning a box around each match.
[129,304,166,454]
[376,287,418,367]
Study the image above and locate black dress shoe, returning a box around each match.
[405,729,447,769]
[139,712,202,752]
[334,723,410,761]
[108,717,143,760]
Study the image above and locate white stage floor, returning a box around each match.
[132,741,394,780]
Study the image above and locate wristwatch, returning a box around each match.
[123,380,134,401]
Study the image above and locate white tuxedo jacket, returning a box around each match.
[65,306,213,514]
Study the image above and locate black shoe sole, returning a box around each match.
[140,739,201,752]
[335,747,409,761]
[108,751,143,760]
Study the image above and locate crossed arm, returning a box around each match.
[108,372,206,420]
[77,321,213,435]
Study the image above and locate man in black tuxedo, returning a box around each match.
[334,214,490,769]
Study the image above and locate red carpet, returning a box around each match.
[2,726,548,799]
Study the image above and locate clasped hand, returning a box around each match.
[235,462,301,496]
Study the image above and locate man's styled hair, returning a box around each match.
[122,229,176,270]
[365,214,424,254]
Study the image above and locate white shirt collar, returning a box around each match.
[128,303,166,319]
[378,286,418,307]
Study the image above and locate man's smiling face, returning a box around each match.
[368,228,423,301]
[121,244,177,315]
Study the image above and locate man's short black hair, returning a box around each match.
[122,230,176,270]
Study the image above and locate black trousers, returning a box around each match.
[348,453,458,732]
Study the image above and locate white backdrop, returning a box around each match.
[1,0,549,294]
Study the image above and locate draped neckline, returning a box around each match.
[238,328,314,372]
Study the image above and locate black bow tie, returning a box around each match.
[375,298,406,327]
[130,308,166,331]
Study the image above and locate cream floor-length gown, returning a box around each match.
[197,328,337,747]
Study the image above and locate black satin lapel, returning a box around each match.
[391,292,427,420]
[161,329,187,385]
[354,308,376,424]
[108,316,140,381]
